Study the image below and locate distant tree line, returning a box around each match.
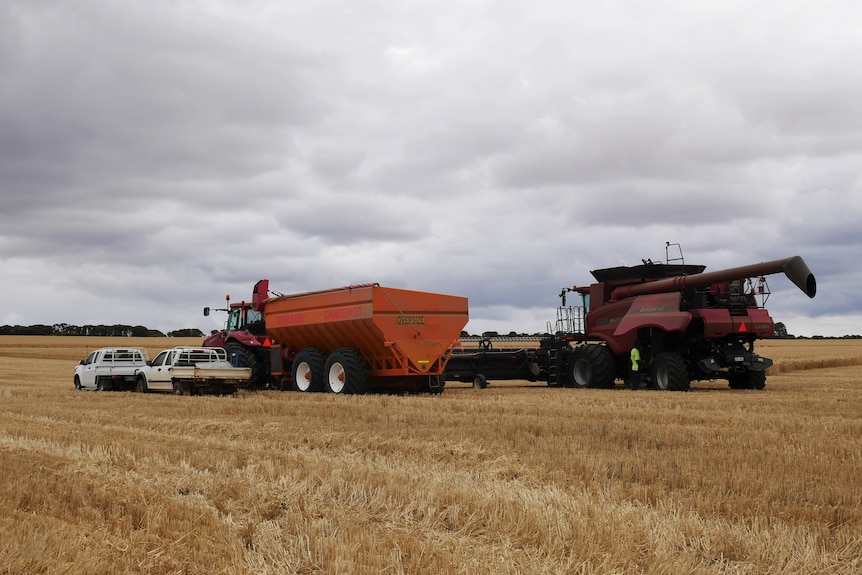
[0,324,204,338]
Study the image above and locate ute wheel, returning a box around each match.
[172,380,186,396]
[74,375,82,390]
[651,352,690,391]
[135,376,149,393]
[224,341,266,389]
[324,348,368,394]
[96,378,111,392]
[728,370,767,390]
[292,348,326,392]
[568,344,616,388]
[472,374,488,389]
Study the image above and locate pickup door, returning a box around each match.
[142,350,174,392]
[77,350,102,389]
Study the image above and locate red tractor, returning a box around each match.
[203,280,273,388]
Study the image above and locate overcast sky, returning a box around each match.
[2,1,860,337]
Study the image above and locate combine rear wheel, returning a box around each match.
[568,344,616,388]
[728,370,767,390]
[323,348,368,394]
[292,348,326,392]
[651,352,690,391]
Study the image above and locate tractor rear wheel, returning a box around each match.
[568,344,616,389]
[224,341,265,389]
[728,370,767,390]
[292,348,326,392]
[323,348,368,394]
[651,352,690,391]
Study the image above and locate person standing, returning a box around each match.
[630,341,644,390]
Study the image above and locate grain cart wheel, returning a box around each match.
[568,344,615,388]
[472,374,488,389]
[728,370,767,390]
[292,348,326,392]
[651,352,690,391]
[324,348,368,394]
[135,376,149,393]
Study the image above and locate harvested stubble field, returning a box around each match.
[1,337,861,575]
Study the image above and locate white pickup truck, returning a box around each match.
[134,346,251,395]
[74,348,150,391]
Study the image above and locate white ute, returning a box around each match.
[134,346,251,395]
[74,348,150,391]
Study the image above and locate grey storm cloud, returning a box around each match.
[1,0,860,337]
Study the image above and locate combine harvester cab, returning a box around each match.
[261,283,469,394]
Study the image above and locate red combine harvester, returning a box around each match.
[447,247,816,391]
[205,281,468,394]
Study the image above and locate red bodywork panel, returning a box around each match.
[692,308,774,339]
[613,293,692,336]
[587,291,774,353]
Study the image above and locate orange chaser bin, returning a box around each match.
[262,283,469,394]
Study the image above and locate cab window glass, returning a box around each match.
[153,351,169,366]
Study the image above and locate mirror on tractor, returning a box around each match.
[203,307,210,316]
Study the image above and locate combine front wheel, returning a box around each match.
[324,348,368,394]
[651,352,690,391]
[568,344,616,388]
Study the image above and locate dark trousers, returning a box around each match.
[630,370,642,390]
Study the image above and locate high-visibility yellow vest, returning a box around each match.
[630,347,641,371]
